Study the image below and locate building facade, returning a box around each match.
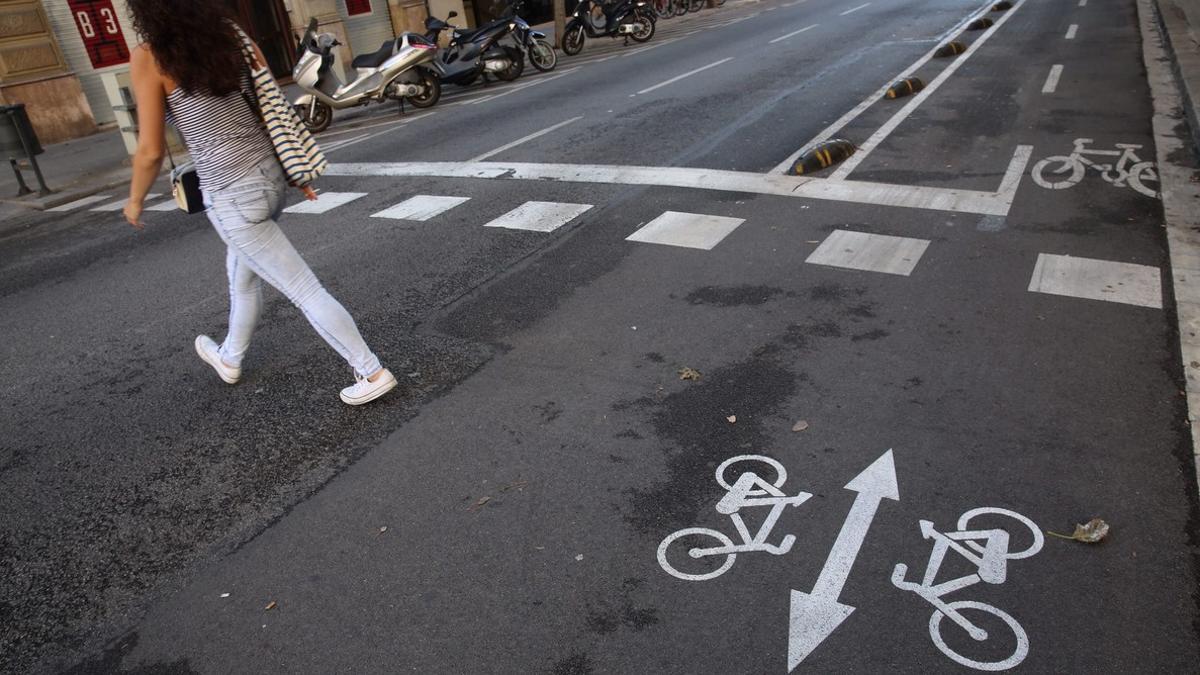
[1,0,466,143]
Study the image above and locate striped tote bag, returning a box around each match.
[234,26,327,187]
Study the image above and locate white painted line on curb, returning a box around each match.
[483,201,593,232]
[323,113,435,154]
[826,0,1028,180]
[769,24,819,44]
[1065,23,1078,39]
[283,192,367,214]
[48,194,111,212]
[840,3,870,15]
[468,67,580,105]
[626,211,745,249]
[620,38,682,58]
[93,194,159,212]
[1041,64,1064,93]
[1028,254,1162,308]
[469,116,583,162]
[806,230,930,276]
[634,57,734,96]
[371,195,470,221]
[769,0,1014,174]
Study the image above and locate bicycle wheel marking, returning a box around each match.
[1031,138,1160,199]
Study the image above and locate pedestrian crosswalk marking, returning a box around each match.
[284,192,367,214]
[371,195,470,221]
[626,211,745,250]
[483,201,592,232]
[48,194,112,212]
[145,198,182,211]
[93,194,161,212]
[1028,254,1162,309]
[806,230,930,276]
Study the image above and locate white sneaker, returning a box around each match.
[194,335,241,384]
[340,368,397,405]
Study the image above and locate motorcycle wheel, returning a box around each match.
[562,23,586,55]
[494,46,525,81]
[630,11,656,42]
[406,69,441,108]
[528,39,557,72]
[674,0,689,16]
[295,100,332,133]
[689,0,704,12]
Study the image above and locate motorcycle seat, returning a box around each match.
[452,18,507,43]
[351,40,397,69]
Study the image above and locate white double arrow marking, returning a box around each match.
[787,450,899,671]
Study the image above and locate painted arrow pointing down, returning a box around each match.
[788,450,899,671]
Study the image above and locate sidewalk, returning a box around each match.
[1156,0,1200,154]
[0,127,135,213]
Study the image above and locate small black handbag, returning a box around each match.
[167,146,205,214]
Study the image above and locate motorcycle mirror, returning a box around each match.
[308,17,318,31]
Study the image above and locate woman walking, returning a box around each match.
[122,0,395,405]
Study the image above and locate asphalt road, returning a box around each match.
[2,0,1199,672]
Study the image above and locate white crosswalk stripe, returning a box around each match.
[805,229,930,276]
[626,211,745,250]
[48,195,112,212]
[1028,254,1162,308]
[371,195,470,221]
[92,194,160,212]
[145,198,182,211]
[483,201,593,232]
[284,192,367,214]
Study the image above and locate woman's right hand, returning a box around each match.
[300,185,318,201]
[124,201,145,231]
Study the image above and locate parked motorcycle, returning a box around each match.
[561,0,655,56]
[292,18,441,133]
[508,8,557,72]
[424,11,525,86]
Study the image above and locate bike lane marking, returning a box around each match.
[768,23,819,44]
[1027,253,1163,309]
[1041,64,1064,94]
[788,450,899,671]
[631,56,735,97]
[468,116,584,162]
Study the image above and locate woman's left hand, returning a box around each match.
[124,201,145,230]
[301,185,318,201]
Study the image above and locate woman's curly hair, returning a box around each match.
[126,0,246,96]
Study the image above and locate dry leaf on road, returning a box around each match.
[264,601,277,611]
[1048,518,1109,543]
[727,415,737,423]
[792,420,810,432]
[678,367,702,381]
[468,496,492,513]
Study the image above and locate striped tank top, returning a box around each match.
[165,70,275,193]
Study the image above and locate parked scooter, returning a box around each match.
[507,1,557,72]
[292,18,441,133]
[561,0,655,56]
[423,11,525,86]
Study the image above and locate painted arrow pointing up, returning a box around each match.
[788,450,899,671]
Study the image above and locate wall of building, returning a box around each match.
[336,0,396,56]
[41,0,136,126]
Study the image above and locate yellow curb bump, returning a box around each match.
[791,139,858,175]
[885,77,926,99]
[935,41,967,57]
[966,17,994,30]
[992,1,1013,10]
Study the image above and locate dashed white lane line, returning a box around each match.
[483,201,593,232]
[633,57,734,96]
[1028,254,1162,308]
[1078,0,1087,6]
[825,0,1028,180]
[1065,23,1078,39]
[769,23,819,44]
[469,116,584,162]
[806,230,930,276]
[1042,64,1064,93]
[371,195,470,221]
[93,194,159,212]
[626,211,745,250]
[283,191,367,214]
[839,2,871,15]
[48,194,111,212]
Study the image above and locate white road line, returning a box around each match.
[47,194,111,212]
[283,191,367,214]
[1028,254,1162,308]
[806,230,930,276]
[839,3,870,15]
[145,198,182,212]
[626,211,745,250]
[769,24,818,44]
[1042,64,1064,93]
[321,134,370,152]
[483,201,593,232]
[327,160,1025,216]
[371,195,470,221]
[469,116,584,162]
[322,113,435,154]
[468,67,580,105]
[93,194,160,212]
[826,0,1027,180]
[1065,23,1078,39]
[620,38,681,58]
[1078,0,1087,6]
[634,57,734,96]
[769,0,1008,174]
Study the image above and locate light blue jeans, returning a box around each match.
[204,157,382,378]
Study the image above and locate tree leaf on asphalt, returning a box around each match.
[468,496,492,513]
[1047,518,1110,543]
[727,415,737,423]
[678,367,702,381]
[501,480,529,492]
[792,420,810,432]
[264,601,277,611]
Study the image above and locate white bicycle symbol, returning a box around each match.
[891,507,1044,671]
[657,455,811,581]
[1031,138,1159,199]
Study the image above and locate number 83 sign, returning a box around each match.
[69,0,130,70]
